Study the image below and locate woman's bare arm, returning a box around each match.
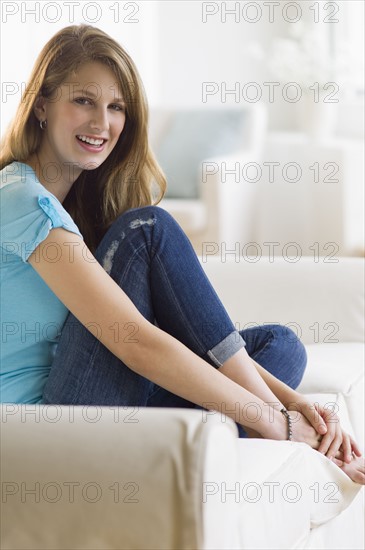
[28,227,288,438]
[251,358,303,408]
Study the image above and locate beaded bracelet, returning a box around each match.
[280,408,293,441]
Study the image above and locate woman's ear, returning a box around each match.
[33,95,48,123]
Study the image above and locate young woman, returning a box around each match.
[1,24,363,484]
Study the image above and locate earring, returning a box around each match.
[39,119,47,130]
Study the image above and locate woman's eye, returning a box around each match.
[73,98,125,111]
[110,104,125,112]
[74,97,92,105]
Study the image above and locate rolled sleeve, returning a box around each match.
[207,330,246,368]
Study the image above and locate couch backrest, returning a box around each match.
[199,256,365,344]
[149,108,247,199]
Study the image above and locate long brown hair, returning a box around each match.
[0,24,166,253]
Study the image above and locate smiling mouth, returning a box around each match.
[76,135,107,147]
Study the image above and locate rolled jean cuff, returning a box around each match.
[207,330,246,368]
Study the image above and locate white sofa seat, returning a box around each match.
[234,439,362,550]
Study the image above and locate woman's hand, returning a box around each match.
[286,397,363,462]
[259,406,321,446]
[315,409,363,464]
[334,446,363,464]
[332,451,365,485]
[285,397,328,436]
[299,401,343,460]
[313,403,362,462]
[289,410,323,449]
[264,405,320,449]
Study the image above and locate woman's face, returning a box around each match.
[36,61,126,175]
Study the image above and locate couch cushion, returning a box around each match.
[300,488,365,550]
[234,438,362,549]
[152,109,247,199]
[298,343,364,395]
[200,393,361,550]
[198,256,365,345]
[230,390,362,549]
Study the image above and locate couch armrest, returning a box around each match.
[199,148,264,245]
[0,405,239,550]
[2,406,363,550]
[198,256,365,345]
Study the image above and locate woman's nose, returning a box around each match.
[89,107,109,131]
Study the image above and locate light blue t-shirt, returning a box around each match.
[0,161,84,404]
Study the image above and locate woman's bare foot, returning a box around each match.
[332,455,365,485]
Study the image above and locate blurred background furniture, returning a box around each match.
[254,132,365,257]
[149,103,268,253]
[2,256,364,550]
[151,117,364,258]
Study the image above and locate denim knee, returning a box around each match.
[273,324,307,389]
[114,205,173,226]
[95,206,173,262]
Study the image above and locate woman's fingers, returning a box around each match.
[332,456,365,485]
[290,402,364,464]
[328,434,362,465]
[332,457,344,467]
[318,431,336,456]
[316,407,341,457]
[299,401,327,435]
[326,430,344,460]
[341,432,354,463]
[350,436,363,457]
[304,403,328,435]
[315,405,364,461]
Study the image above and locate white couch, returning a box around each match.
[149,103,268,250]
[1,256,364,550]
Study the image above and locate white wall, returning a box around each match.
[1,1,363,138]
[153,0,289,131]
[152,0,363,138]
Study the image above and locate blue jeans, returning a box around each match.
[42,206,307,437]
